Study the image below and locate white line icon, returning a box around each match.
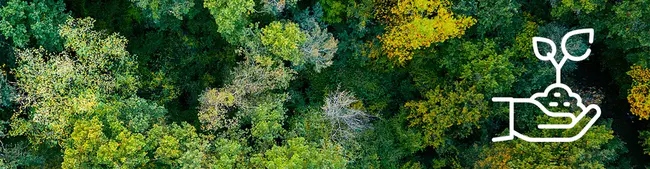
[492,28,601,142]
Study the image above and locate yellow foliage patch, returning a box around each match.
[374,0,476,64]
[628,65,650,120]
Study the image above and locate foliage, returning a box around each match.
[198,57,294,132]
[129,0,195,30]
[453,0,522,40]
[641,130,650,156]
[146,122,208,168]
[607,0,650,49]
[404,84,486,149]
[294,8,338,72]
[505,20,556,96]
[320,0,374,29]
[550,0,606,18]
[250,95,288,148]
[374,0,476,64]
[10,17,138,145]
[261,21,307,65]
[8,17,205,168]
[0,70,14,110]
[1,0,648,168]
[477,119,626,168]
[439,40,516,96]
[251,137,346,168]
[0,142,45,168]
[628,65,650,120]
[320,0,347,23]
[0,0,69,51]
[204,0,255,44]
[261,0,297,16]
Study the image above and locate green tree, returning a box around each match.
[10,17,138,145]
[8,17,200,168]
[0,142,46,168]
[129,0,195,30]
[550,0,606,19]
[261,0,297,16]
[640,130,650,155]
[320,0,347,23]
[61,118,107,168]
[454,0,522,40]
[197,56,294,132]
[319,0,374,29]
[294,8,339,72]
[404,84,486,149]
[146,122,208,168]
[0,0,69,51]
[251,137,346,168]
[607,0,650,50]
[506,20,556,96]
[260,21,307,66]
[204,0,255,44]
[478,119,627,168]
[0,70,14,110]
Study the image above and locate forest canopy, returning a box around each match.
[0,0,649,168]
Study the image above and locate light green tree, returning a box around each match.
[251,137,346,168]
[204,0,255,44]
[261,21,307,66]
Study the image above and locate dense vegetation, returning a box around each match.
[0,0,649,168]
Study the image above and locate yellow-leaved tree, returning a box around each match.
[374,0,476,64]
[628,65,650,120]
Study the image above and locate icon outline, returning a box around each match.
[492,28,601,142]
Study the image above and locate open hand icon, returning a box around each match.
[492,28,600,142]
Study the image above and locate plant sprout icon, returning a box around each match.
[491,28,601,142]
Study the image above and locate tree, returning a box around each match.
[259,19,339,72]
[294,7,339,72]
[146,122,208,168]
[441,40,516,96]
[61,118,107,168]
[129,0,195,30]
[627,65,650,120]
[477,119,627,168]
[320,0,347,23]
[0,70,14,110]
[250,94,288,148]
[607,0,650,50]
[250,137,346,168]
[198,56,294,132]
[0,0,69,51]
[320,0,374,29]
[10,17,139,145]
[640,130,650,156]
[260,0,297,16]
[206,138,246,168]
[9,17,201,168]
[404,84,486,149]
[321,89,371,142]
[549,0,606,18]
[374,0,476,64]
[0,142,46,168]
[261,21,307,66]
[204,0,255,45]
[506,20,556,97]
[453,0,522,40]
